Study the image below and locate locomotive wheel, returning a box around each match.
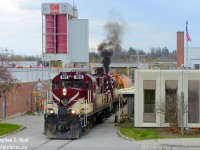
[114,115,118,123]
[97,113,105,123]
[87,120,93,129]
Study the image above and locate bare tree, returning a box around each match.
[0,47,13,66]
[156,89,185,133]
[0,48,18,97]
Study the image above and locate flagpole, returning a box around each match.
[185,20,188,129]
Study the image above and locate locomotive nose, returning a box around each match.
[53,85,84,107]
[61,88,83,107]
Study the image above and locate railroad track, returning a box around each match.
[31,139,73,150]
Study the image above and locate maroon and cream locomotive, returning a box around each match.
[44,71,119,139]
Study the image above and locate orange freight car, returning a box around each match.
[112,74,132,89]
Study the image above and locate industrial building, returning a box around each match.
[41,3,89,68]
[135,70,200,128]
[133,31,200,128]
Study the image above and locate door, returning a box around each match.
[2,96,6,120]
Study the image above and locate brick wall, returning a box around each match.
[0,82,50,120]
[177,31,184,68]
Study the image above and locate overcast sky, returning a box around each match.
[0,0,199,55]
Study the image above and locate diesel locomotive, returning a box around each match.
[44,71,131,139]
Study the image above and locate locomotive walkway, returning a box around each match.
[1,114,200,149]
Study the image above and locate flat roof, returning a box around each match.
[115,86,135,95]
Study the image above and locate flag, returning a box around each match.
[138,63,143,69]
[186,23,192,42]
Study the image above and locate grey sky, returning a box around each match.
[0,0,199,55]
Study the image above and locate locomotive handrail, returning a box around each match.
[85,99,87,127]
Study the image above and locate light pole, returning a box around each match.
[129,55,135,82]
[92,48,95,67]
[129,54,145,82]
[48,56,51,83]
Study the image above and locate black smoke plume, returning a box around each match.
[100,50,113,74]
[98,21,124,74]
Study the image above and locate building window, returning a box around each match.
[194,64,200,70]
[144,90,155,113]
[165,80,178,123]
[164,80,178,123]
[188,80,199,123]
[143,80,156,123]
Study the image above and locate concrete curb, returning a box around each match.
[160,143,200,148]
[117,129,200,148]
[0,126,27,138]
[117,130,135,142]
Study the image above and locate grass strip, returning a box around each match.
[120,125,200,141]
[0,123,22,136]
[120,125,163,141]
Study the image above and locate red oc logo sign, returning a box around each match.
[50,4,59,14]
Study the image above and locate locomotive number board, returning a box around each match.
[60,74,69,79]
[73,74,84,79]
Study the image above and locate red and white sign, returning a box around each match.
[50,4,59,14]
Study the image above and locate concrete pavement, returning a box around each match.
[1,114,200,149]
[135,137,200,148]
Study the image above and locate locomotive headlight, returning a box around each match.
[71,109,76,114]
[50,109,54,114]
[63,88,67,96]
